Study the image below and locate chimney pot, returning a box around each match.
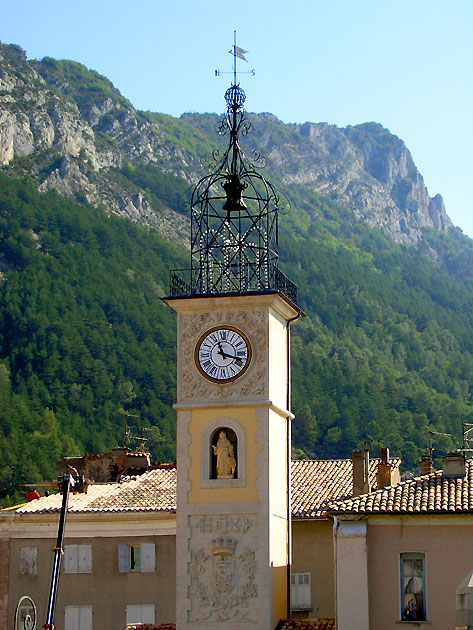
[420,454,433,476]
[442,451,466,478]
[377,447,392,490]
[353,448,371,497]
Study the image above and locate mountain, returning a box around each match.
[0,43,451,246]
[1,42,473,505]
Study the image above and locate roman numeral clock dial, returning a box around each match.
[195,326,251,383]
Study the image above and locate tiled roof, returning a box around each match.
[291,458,400,518]
[14,468,177,515]
[277,619,336,630]
[11,458,401,518]
[330,460,473,515]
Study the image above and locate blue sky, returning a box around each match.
[1,0,472,236]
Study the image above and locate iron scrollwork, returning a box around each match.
[171,81,297,305]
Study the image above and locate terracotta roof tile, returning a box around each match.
[10,458,402,518]
[330,460,473,515]
[291,458,400,518]
[14,468,177,515]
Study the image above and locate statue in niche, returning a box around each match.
[212,430,236,478]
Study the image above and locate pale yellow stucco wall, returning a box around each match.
[367,517,473,630]
[187,405,259,504]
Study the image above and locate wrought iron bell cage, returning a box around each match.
[170,83,297,305]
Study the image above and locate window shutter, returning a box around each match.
[64,545,78,574]
[126,605,141,624]
[20,547,37,575]
[140,543,155,573]
[300,573,311,609]
[78,545,92,573]
[118,543,129,573]
[79,606,93,630]
[291,572,311,610]
[141,605,155,624]
[65,606,80,630]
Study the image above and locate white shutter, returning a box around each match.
[140,605,155,624]
[20,547,37,575]
[126,605,155,625]
[118,543,130,573]
[299,572,311,608]
[78,545,92,573]
[126,605,141,624]
[79,606,92,630]
[64,545,78,574]
[140,543,155,573]
[291,572,311,610]
[65,606,80,630]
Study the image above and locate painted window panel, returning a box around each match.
[400,553,426,621]
[291,572,312,610]
[20,547,37,575]
[140,543,156,573]
[126,605,155,624]
[65,605,92,630]
[64,545,92,574]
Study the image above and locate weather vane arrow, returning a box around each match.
[215,31,255,81]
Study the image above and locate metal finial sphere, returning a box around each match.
[225,85,246,110]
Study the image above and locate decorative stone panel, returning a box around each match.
[179,310,267,401]
[188,514,258,623]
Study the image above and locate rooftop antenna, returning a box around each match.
[128,426,150,453]
[215,30,255,79]
[122,412,138,449]
[461,422,473,452]
[428,429,452,457]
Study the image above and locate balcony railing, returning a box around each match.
[169,262,297,305]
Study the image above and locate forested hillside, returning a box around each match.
[2,43,473,507]
[2,172,473,505]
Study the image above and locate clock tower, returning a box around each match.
[164,77,303,630]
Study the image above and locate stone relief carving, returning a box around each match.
[188,515,258,622]
[179,310,267,400]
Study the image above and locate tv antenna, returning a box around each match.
[215,31,255,81]
[461,422,473,452]
[428,429,451,457]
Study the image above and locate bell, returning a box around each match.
[222,175,247,215]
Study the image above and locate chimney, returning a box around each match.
[377,447,394,489]
[442,451,466,478]
[420,453,434,476]
[353,444,371,496]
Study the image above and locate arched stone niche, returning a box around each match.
[201,418,246,488]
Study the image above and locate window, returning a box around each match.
[20,547,37,575]
[291,572,312,611]
[126,605,155,625]
[400,553,426,621]
[118,543,155,573]
[64,545,92,574]
[65,605,92,630]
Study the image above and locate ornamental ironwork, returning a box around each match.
[170,48,297,305]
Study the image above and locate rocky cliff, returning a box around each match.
[0,42,452,246]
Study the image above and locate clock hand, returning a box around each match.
[216,342,243,363]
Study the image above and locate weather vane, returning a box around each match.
[215,30,255,82]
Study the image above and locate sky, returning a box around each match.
[1,0,472,236]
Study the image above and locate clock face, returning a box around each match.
[195,326,251,382]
